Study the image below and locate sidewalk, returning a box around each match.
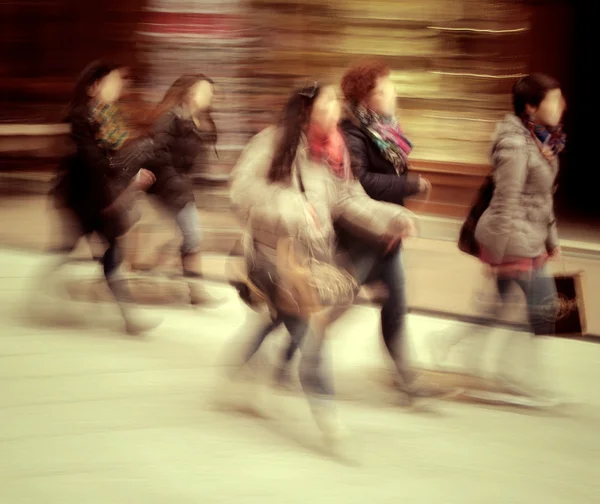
[1,247,600,503]
[1,193,599,336]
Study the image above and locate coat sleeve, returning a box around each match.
[149,112,194,211]
[331,179,416,245]
[487,135,529,262]
[546,214,559,252]
[70,114,118,210]
[344,127,421,204]
[229,128,309,242]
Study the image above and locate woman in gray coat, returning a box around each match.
[473,73,566,405]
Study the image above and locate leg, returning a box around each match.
[516,267,560,402]
[239,315,283,369]
[174,202,221,305]
[176,201,203,277]
[285,313,347,440]
[102,234,159,335]
[377,248,410,382]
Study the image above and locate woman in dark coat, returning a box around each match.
[338,60,453,403]
[50,61,158,334]
[140,74,219,304]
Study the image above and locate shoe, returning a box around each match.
[188,282,224,306]
[314,407,350,441]
[123,311,162,335]
[494,374,563,409]
[400,374,463,400]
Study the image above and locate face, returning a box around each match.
[310,85,341,133]
[527,88,565,128]
[365,74,396,117]
[90,70,123,104]
[189,80,214,112]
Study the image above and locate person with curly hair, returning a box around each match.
[338,59,453,404]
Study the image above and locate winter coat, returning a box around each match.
[474,113,560,263]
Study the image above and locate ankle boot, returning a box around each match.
[106,275,161,334]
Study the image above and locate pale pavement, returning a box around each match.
[1,248,599,504]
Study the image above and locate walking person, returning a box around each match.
[336,59,454,403]
[466,73,566,406]
[220,82,417,442]
[47,61,159,334]
[134,74,220,305]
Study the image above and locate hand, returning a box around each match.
[399,217,417,239]
[548,246,561,260]
[384,236,402,255]
[134,169,156,191]
[384,217,416,254]
[418,177,432,194]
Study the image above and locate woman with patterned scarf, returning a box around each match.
[48,61,159,335]
[465,73,567,407]
[335,59,455,405]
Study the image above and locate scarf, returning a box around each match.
[306,125,350,181]
[90,100,129,151]
[520,113,566,160]
[353,104,412,174]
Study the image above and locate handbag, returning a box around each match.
[458,174,495,257]
[274,164,359,318]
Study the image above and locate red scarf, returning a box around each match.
[306,125,350,181]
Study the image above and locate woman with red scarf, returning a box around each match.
[221,82,416,443]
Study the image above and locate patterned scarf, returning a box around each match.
[353,104,412,174]
[90,100,129,151]
[306,125,351,181]
[520,113,566,160]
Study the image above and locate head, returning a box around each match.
[269,83,341,182]
[159,74,215,116]
[513,73,566,128]
[68,61,122,114]
[341,59,396,117]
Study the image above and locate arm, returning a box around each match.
[546,214,559,253]
[230,128,309,239]
[344,128,421,204]
[488,135,529,262]
[332,179,416,245]
[70,114,119,210]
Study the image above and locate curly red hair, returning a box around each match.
[341,59,391,105]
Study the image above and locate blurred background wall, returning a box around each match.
[0,0,592,220]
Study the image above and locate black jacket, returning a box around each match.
[53,105,129,238]
[340,119,421,206]
[147,107,214,212]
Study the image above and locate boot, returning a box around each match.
[181,252,223,306]
[393,369,462,402]
[182,251,204,279]
[495,336,563,408]
[106,276,161,335]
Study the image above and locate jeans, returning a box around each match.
[239,311,333,398]
[175,201,202,256]
[279,244,410,383]
[442,266,558,378]
[350,246,408,374]
[495,266,557,336]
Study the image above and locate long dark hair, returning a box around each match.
[64,60,119,120]
[269,84,322,182]
[151,73,217,142]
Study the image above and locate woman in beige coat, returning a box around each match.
[226,83,416,441]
